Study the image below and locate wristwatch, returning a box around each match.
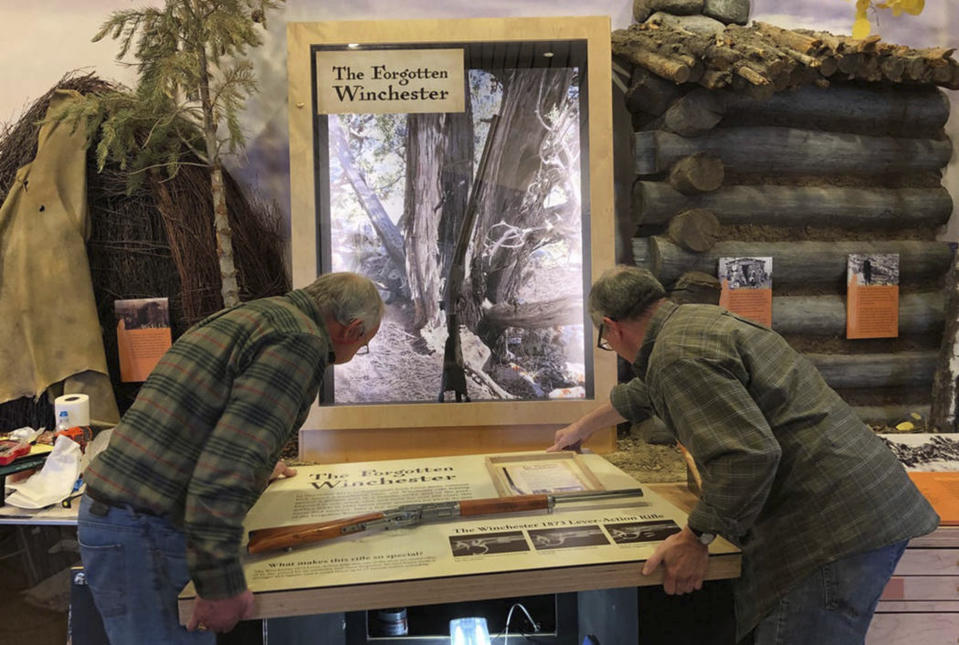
[688,525,716,546]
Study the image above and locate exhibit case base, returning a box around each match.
[345,594,577,644]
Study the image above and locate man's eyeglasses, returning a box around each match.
[356,343,370,356]
[597,323,613,351]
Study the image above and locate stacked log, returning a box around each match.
[614,13,957,429]
[636,238,953,286]
[613,20,959,103]
[634,183,952,229]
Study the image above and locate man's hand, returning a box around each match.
[269,460,297,483]
[546,424,588,452]
[641,526,710,595]
[187,589,255,633]
[546,403,626,453]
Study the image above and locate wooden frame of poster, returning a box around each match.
[485,451,605,496]
[288,17,616,462]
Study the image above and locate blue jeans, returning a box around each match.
[750,540,908,645]
[77,494,215,645]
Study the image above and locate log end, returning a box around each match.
[668,152,725,194]
[667,208,721,253]
[671,270,721,305]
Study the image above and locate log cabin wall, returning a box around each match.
[610,4,959,429]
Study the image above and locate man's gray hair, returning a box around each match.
[301,272,384,332]
[588,265,666,327]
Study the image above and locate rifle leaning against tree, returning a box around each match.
[438,114,501,402]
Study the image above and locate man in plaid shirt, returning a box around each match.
[78,272,383,643]
[549,266,938,644]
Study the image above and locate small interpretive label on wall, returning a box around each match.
[315,48,465,114]
[115,297,172,382]
[718,256,772,327]
[846,253,899,339]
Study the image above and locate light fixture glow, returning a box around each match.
[543,51,554,58]
[450,617,491,645]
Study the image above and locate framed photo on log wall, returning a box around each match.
[288,17,616,462]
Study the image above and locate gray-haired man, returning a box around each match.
[550,265,937,644]
[79,272,383,643]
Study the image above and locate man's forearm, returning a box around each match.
[576,402,627,437]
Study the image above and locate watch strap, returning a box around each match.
[688,525,716,545]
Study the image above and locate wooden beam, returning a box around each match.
[720,84,951,133]
[807,351,936,390]
[773,293,944,336]
[633,182,953,229]
[638,236,953,286]
[634,127,953,175]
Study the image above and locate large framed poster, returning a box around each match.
[288,17,616,461]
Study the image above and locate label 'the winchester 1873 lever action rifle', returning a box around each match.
[246,487,646,555]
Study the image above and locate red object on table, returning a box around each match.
[0,440,31,466]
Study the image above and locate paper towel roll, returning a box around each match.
[55,394,90,427]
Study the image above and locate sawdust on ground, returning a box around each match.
[602,435,687,483]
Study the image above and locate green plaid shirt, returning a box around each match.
[611,301,938,638]
[85,289,331,599]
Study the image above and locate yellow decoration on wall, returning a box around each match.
[877,0,925,16]
[850,0,925,38]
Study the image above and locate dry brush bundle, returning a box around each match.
[0,72,289,427]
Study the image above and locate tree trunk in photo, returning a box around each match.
[469,68,578,327]
[329,116,407,279]
[483,296,584,330]
[403,108,473,330]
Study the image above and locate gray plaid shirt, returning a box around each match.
[611,301,938,638]
[86,290,331,598]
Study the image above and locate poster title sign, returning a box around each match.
[315,48,465,114]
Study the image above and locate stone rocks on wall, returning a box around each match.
[634,0,750,25]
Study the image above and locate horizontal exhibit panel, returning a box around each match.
[633,182,953,229]
[634,236,953,286]
[634,127,952,175]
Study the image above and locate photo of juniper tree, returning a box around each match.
[321,51,590,405]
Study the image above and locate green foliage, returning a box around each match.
[63,0,283,191]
